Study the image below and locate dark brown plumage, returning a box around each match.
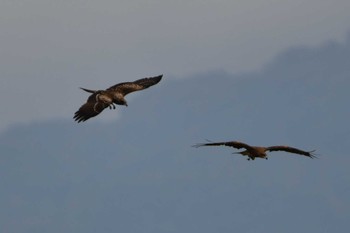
[74,75,162,122]
[193,140,316,160]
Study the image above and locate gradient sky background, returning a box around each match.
[1,0,350,131]
[1,1,350,232]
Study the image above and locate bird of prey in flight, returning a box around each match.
[74,75,162,122]
[193,140,316,160]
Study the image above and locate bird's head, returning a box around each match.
[116,98,128,106]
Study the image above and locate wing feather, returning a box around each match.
[73,93,110,123]
[193,141,252,150]
[107,75,162,96]
[266,146,316,158]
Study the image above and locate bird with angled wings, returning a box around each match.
[193,140,316,160]
[73,75,162,122]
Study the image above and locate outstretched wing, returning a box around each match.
[73,93,110,123]
[266,146,316,158]
[193,141,252,150]
[107,75,163,96]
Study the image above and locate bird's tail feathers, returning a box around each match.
[80,87,97,93]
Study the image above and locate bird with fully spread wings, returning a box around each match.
[193,140,316,160]
[73,75,162,122]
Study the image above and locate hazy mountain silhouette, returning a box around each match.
[1,38,349,232]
